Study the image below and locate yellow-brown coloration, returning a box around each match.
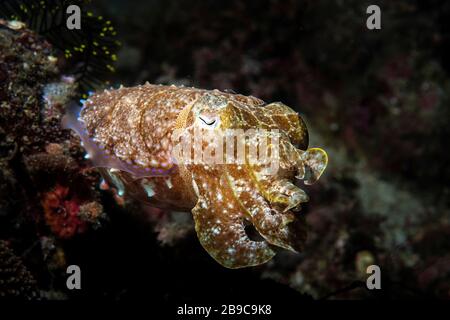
[72,83,328,268]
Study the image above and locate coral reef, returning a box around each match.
[0,18,59,157]
[0,240,39,299]
[0,0,121,94]
[0,19,106,296]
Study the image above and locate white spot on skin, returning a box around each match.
[135,159,148,166]
[165,177,173,189]
[141,179,155,198]
[192,179,200,197]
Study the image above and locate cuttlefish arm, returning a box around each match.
[252,146,328,212]
[191,166,275,269]
[299,147,328,185]
[227,145,326,252]
[226,165,307,252]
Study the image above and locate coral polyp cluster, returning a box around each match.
[41,184,87,239]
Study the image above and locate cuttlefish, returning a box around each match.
[63,83,328,268]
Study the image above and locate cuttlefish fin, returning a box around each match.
[301,147,328,185]
[191,173,275,269]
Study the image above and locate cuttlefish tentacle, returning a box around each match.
[226,165,307,252]
[250,146,327,213]
[264,178,309,213]
[281,144,328,183]
[191,168,275,268]
[248,144,309,213]
[300,148,328,185]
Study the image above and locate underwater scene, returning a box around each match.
[0,0,449,310]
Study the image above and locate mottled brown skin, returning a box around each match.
[74,83,328,268]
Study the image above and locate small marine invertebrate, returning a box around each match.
[65,84,328,268]
[78,201,104,226]
[153,211,195,246]
[42,76,77,121]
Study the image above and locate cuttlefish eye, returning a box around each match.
[198,114,219,128]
